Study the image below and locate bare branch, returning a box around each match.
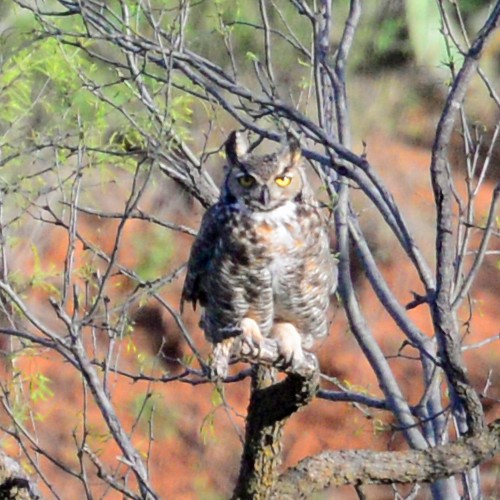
[452,183,500,310]
[430,1,500,434]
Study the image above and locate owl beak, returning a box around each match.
[259,185,271,206]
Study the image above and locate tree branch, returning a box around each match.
[232,343,320,499]
[452,182,500,310]
[274,419,500,498]
[430,1,500,435]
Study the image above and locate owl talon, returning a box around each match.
[271,322,305,369]
[240,337,258,357]
[239,317,264,360]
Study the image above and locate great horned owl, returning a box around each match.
[181,131,337,376]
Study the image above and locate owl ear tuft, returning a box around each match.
[281,131,302,166]
[225,130,249,164]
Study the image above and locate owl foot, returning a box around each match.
[208,337,236,380]
[239,317,264,359]
[208,319,264,379]
[271,322,305,370]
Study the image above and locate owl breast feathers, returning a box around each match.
[181,131,337,366]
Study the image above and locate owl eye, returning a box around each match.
[275,175,292,187]
[237,174,256,188]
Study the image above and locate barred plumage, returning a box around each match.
[181,131,337,375]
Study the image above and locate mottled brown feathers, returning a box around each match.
[181,131,337,373]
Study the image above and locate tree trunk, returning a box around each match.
[232,357,320,499]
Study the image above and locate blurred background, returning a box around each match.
[0,0,498,498]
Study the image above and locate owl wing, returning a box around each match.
[180,203,222,313]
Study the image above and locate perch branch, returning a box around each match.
[232,338,320,499]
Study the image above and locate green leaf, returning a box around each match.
[200,410,216,444]
[246,51,259,62]
[210,386,224,407]
[30,373,54,403]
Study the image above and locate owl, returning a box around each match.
[181,131,337,377]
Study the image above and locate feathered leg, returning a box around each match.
[209,318,264,379]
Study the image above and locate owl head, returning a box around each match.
[222,131,307,211]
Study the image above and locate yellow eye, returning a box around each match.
[275,175,292,187]
[237,175,255,188]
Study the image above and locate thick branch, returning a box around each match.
[274,419,500,498]
[232,351,319,500]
